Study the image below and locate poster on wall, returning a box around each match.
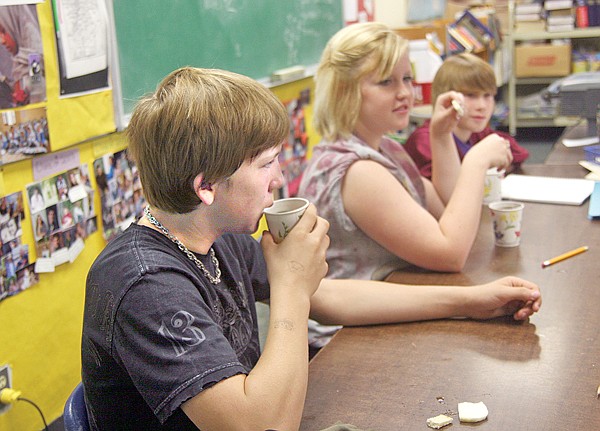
[0,3,46,108]
[278,88,310,199]
[94,149,145,242]
[51,0,109,96]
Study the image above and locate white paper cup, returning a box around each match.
[483,168,504,205]
[263,197,309,243]
[488,200,524,247]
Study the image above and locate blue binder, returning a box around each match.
[589,181,600,220]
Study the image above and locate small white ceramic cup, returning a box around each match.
[483,168,505,205]
[263,197,309,243]
[488,200,524,247]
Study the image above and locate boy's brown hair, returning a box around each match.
[127,67,288,214]
[431,53,497,103]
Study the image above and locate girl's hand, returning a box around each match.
[466,133,513,171]
[430,91,464,138]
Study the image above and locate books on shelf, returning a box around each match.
[447,24,485,52]
[575,0,600,27]
[458,10,495,46]
[576,1,589,27]
[515,0,542,24]
[544,0,576,11]
[547,22,576,31]
[515,20,546,31]
[515,2,543,15]
[513,0,600,31]
[447,37,466,54]
[590,0,600,26]
[547,8,575,25]
[447,25,477,52]
[516,12,543,21]
[447,9,496,55]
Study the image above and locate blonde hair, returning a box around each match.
[431,53,497,103]
[127,67,288,214]
[314,22,408,141]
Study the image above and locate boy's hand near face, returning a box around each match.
[261,203,330,301]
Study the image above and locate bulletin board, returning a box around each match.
[38,1,115,151]
[110,0,343,126]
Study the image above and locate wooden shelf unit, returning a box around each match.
[506,0,600,135]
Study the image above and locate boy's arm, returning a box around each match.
[183,205,328,430]
[309,277,541,326]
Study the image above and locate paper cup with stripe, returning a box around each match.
[263,198,309,243]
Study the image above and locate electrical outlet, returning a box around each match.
[0,364,13,414]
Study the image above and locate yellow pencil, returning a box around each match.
[542,246,589,268]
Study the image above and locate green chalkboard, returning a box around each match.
[111,0,343,122]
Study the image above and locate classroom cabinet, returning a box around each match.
[506,0,600,135]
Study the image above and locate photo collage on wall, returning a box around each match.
[278,88,310,199]
[0,107,50,165]
[0,190,38,301]
[26,164,98,268]
[94,149,145,242]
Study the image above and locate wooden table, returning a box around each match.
[301,164,600,431]
[545,122,595,166]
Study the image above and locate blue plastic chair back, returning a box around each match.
[63,382,90,431]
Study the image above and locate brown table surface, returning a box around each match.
[301,164,600,431]
[545,122,597,166]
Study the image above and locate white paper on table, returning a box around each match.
[562,136,599,147]
[579,160,600,176]
[501,174,596,206]
[585,172,600,181]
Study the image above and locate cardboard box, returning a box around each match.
[394,19,451,52]
[515,44,571,77]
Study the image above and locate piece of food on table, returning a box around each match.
[426,413,453,429]
[458,401,488,423]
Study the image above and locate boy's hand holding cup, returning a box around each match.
[263,198,328,299]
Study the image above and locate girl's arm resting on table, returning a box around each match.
[309,277,542,326]
[343,160,476,272]
[183,206,328,431]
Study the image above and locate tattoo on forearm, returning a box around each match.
[288,260,304,272]
[273,319,294,331]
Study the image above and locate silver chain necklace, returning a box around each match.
[144,205,221,284]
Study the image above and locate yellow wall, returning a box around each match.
[0,3,318,428]
[0,133,127,431]
[0,1,116,429]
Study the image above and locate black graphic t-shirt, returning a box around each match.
[82,224,269,430]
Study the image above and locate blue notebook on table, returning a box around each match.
[589,182,600,220]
